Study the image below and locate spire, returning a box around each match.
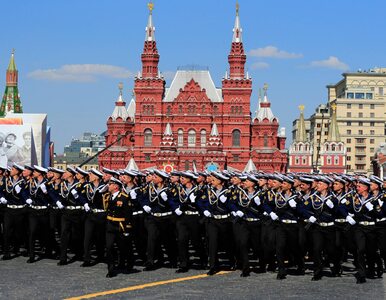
[145,2,155,41]
[141,2,160,78]
[0,50,22,117]
[243,158,257,173]
[295,105,307,142]
[227,2,246,79]
[8,49,17,71]
[232,1,242,43]
[160,122,176,149]
[125,157,139,171]
[127,90,136,121]
[254,83,277,122]
[327,103,341,142]
[110,83,129,121]
[210,123,219,136]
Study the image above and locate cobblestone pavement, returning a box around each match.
[0,256,385,300]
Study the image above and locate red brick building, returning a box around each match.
[99,4,288,172]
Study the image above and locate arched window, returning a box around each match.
[184,160,190,170]
[166,106,172,116]
[188,129,196,147]
[178,129,184,146]
[179,105,183,113]
[263,134,268,147]
[232,129,241,147]
[144,129,152,146]
[202,105,206,113]
[200,129,206,147]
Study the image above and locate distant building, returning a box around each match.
[99,3,287,172]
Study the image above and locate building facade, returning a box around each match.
[99,3,287,172]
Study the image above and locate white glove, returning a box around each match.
[219,195,227,203]
[309,216,317,223]
[130,190,137,199]
[26,199,33,205]
[40,183,47,193]
[236,210,244,218]
[325,199,334,209]
[346,215,356,225]
[160,191,168,201]
[84,203,90,212]
[56,201,64,209]
[270,212,279,221]
[231,211,237,217]
[175,208,183,216]
[254,196,261,206]
[189,194,196,203]
[1,197,7,204]
[15,185,21,194]
[143,205,151,213]
[71,189,79,199]
[341,198,347,204]
[203,210,211,217]
[365,202,374,211]
[288,199,297,208]
[378,199,384,207]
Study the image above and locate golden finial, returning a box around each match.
[299,105,305,112]
[118,82,123,94]
[263,83,268,91]
[11,48,15,55]
[331,103,337,111]
[148,2,154,14]
[236,1,240,15]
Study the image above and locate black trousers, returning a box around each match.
[144,215,177,265]
[59,209,84,261]
[261,221,277,268]
[335,222,356,266]
[234,219,262,272]
[207,218,234,269]
[28,208,49,259]
[312,225,339,277]
[354,225,377,279]
[375,221,386,269]
[298,220,313,261]
[176,214,206,268]
[48,208,61,256]
[3,207,26,256]
[0,205,4,253]
[105,220,132,273]
[131,213,147,262]
[276,222,303,275]
[83,212,106,262]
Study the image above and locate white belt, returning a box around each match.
[152,212,172,217]
[335,219,347,223]
[318,222,334,227]
[66,206,84,210]
[7,204,25,209]
[281,219,297,224]
[31,206,48,210]
[133,211,143,216]
[213,214,230,219]
[246,218,259,222]
[51,206,60,210]
[185,211,199,215]
[377,218,386,222]
[359,221,375,226]
[92,209,105,213]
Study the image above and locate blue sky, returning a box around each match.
[1,0,385,152]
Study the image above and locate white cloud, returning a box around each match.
[309,56,349,71]
[251,62,269,70]
[28,64,133,82]
[249,46,303,59]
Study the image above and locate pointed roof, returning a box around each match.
[127,92,136,120]
[210,123,219,136]
[164,123,172,136]
[145,2,155,41]
[327,103,341,142]
[110,83,129,121]
[126,157,139,171]
[243,158,257,173]
[8,50,17,71]
[295,105,307,142]
[254,83,277,122]
[232,2,242,43]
